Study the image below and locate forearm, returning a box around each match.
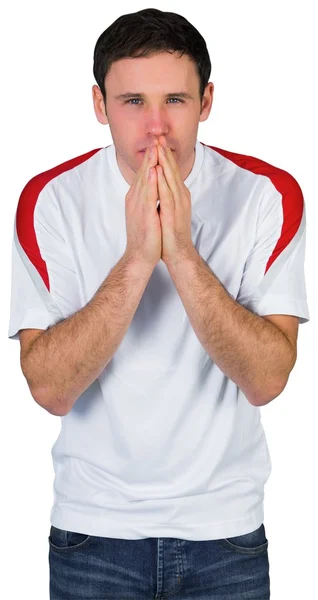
[22,252,154,416]
[167,250,296,406]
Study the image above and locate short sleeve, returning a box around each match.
[8,175,79,341]
[236,174,310,325]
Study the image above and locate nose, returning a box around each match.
[145,111,169,141]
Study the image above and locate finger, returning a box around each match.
[158,145,180,198]
[139,146,159,204]
[139,146,152,181]
[143,144,159,185]
[130,147,150,193]
[156,164,173,202]
[134,145,159,202]
[133,146,153,200]
[146,166,159,207]
[127,148,151,212]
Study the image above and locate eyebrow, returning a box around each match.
[114,92,194,101]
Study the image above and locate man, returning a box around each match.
[8,8,309,600]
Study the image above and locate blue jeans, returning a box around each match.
[48,522,270,599]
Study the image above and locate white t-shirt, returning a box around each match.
[8,140,310,540]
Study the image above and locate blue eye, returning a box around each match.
[126,98,183,105]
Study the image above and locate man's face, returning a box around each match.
[92,51,213,185]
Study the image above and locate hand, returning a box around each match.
[155,136,196,268]
[124,145,162,269]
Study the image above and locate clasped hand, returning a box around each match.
[152,136,195,266]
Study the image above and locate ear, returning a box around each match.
[92,85,109,125]
[199,82,214,123]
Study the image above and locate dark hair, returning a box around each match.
[93,8,211,110]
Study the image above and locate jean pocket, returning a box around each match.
[48,525,92,552]
[219,523,268,556]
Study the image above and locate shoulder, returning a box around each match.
[16,148,103,221]
[20,148,103,199]
[202,142,303,198]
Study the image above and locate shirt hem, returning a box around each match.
[50,503,264,541]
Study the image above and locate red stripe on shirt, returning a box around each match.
[16,148,102,291]
[203,144,304,274]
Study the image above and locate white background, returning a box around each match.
[1,1,317,598]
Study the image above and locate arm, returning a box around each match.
[166,250,297,407]
[21,252,154,416]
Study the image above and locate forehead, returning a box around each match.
[106,51,197,91]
